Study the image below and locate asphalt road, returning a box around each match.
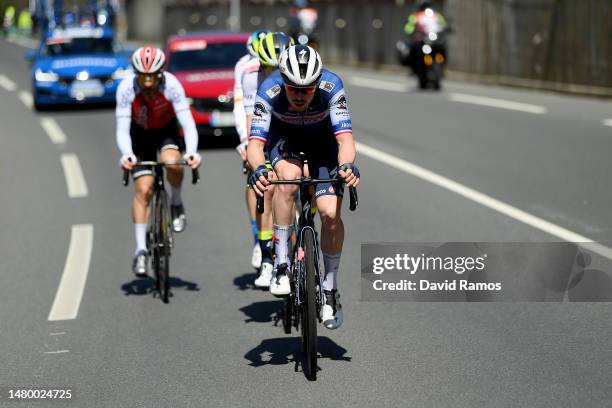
[1,36,612,407]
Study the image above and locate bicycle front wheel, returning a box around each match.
[156,189,171,303]
[301,228,318,380]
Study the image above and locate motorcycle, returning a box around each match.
[396,30,447,90]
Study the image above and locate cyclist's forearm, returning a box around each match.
[337,133,356,165]
[247,140,266,169]
[116,116,133,156]
[176,109,199,154]
[233,89,248,142]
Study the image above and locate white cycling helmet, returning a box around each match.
[131,46,166,74]
[279,45,322,87]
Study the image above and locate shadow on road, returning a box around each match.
[233,271,261,291]
[244,336,351,379]
[121,276,200,296]
[239,300,283,325]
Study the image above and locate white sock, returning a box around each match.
[274,224,293,267]
[171,186,182,206]
[135,224,147,255]
[322,252,341,291]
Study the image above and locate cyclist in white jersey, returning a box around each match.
[116,46,201,277]
[233,30,267,270]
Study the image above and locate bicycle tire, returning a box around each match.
[283,296,292,334]
[157,189,171,303]
[301,228,318,381]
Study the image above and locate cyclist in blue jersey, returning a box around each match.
[247,45,360,330]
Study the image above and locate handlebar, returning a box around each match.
[122,160,200,186]
[255,177,358,214]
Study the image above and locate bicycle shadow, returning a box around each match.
[121,276,200,296]
[239,300,284,326]
[244,336,351,378]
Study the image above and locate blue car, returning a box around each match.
[29,26,132,110]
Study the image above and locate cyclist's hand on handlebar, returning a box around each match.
[184,152,202,169]
[249,164,272,196]
[120,154,137,170]
[338,163,360,188]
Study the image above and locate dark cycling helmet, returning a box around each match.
[417,0,433,11]
[257,32,294,68]
[279,45,322,87]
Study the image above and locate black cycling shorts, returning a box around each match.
[130,119,184,179]
[266,120,343,198]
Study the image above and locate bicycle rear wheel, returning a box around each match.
[301,228,318,380]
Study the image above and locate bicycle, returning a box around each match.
[122,160,199,303]
[256,177,357,380]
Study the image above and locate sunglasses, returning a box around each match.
[137,73,161,82]
[285,85,317,95]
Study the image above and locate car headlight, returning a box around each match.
[111,67,132,80]
[35,69,59,82]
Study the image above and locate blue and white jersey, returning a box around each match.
[248,69,353,143]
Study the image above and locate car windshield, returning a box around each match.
[169,43,245,71]
[44,38,114,56]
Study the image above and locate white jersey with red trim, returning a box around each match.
[115,71,198,156]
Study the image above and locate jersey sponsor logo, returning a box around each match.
[333,94,348,110]
[319,81,335,92]
[265,84,281,98]
[253,102,267,117]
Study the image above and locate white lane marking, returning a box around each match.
[48,224,94,321]
[356,141,612,260]
[50,332,67,336]
[6,34,38,49]
[40,117,67,144]
[18,90,33,109]
[602,119,612,127]
[449,93,548,114]
[60,154,88,198]
[0,75,17,91]
[348,76,409,93]
[44,350,70,354]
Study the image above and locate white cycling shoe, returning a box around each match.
[270,264,290,297]
[254,262,273,288]
[251,243,262,269]
[321,290,343,330]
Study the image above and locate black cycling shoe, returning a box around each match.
[171,204,186,233]
[132,250,148,278]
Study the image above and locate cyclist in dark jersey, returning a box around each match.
[247,45,360,329]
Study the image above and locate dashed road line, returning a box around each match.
[602,119,612,127]
[41,117,67,144]
[0,74,17,91]
[18,90,33,109]
[48,224,94,321]
[60,154,88,198]
[448,93,548,114]
[43,350,70,354]
[356,141,612,260]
